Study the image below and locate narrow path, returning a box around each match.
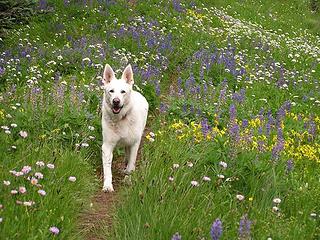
[78,161,125,240]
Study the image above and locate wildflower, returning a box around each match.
[168,176,174,182]
[173,164,180,169]
[38,189,46,196]
[171,232,182,240]
[10,123,17,128]
[0,204,3,209]
[238,214,251,239]
[187,162,194,168]
[210,218,223,240]
[217,174,225,179]
[286,159,294,173]
[273,198,281,204]
[47,163,55,169]
[3,180,10,186]
[191,180,199,187]
[5,130,11,134]
[21,166,32,174]
[81,142,89,147]
[36,161,45,167]
[236,194,245,201]
[89,136,95,140]
[19,187,27,194]
[11,190,18,195]
[219,161,227,169]
[34,172,44,179]
[30,178,38,185]
[11,145,17,150]
[68,176,76,182]
[23,201,35,206]
[0,218,2,223]
[310,213,317,218]
[203,176,211,182]
[149,132,155,137]
[272,206,279,213]
[49,226,60,235]
[19,130,28,138]
[88,126,95,131]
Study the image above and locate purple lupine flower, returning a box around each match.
[286,159,294,173]
[229,123,240,142]
[201,118,211,138]
[238,214,251,239]
[242,119,248,128]
[210,218,223,240]
[218,79,228,104]
[159,102,168,113]
[39,0,47,10]
[171,232,182,240]
[229,104,237,123]
[0,66,5,75]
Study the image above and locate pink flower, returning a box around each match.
[49,226,60,235]
[236,194,245,201]
[47,163,55,169]
[38,189,46,196]
[30,178,38,185]
[19,186,27,194]
[34,172,44,179]
[21,165,32,174]
[19,130,28,138]
[68,176,76,182]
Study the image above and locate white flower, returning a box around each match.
[172,164,180,169]
[36,161,45,167]
[191,180,199,187]
[81,142,89,147]
[19,130,28,138]
[88,126,95,131]
[3,180,10,186]
[23,201,35,206]
[11,145,17,149]
[272,206,279,212]
[168,176,174,182]
[273,198,281,204]
[187,162,194,168]
[11,190,18,195]
[310,213,317,218]
[236,194,245,201]
[0,218,2,223]
[5,130,11,134]
[10,123,17,128]
[68,176,76,182]
[38,189,46,196]
[47,163,55,169]
[219,161,228,169]
[21,165,31,174]
[217,174,225,179]
[149,132,155,137]
[202,176,211,182]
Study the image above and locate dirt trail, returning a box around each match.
[79,161,126,240]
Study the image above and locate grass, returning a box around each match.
[0,0,320,239]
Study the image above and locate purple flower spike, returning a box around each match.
[210,218,223,240]
[238,214,252,239]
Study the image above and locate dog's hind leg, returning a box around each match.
[102,143,115,192]
[125,142,140,174]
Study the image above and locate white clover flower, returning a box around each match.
[36,161,45,167]
[3,180,10,186]
[38,189,46,196]
[11,190,18,195]
[272,206,279,213]
[168,176,174,182]
[88,126,95,131]
[34,172,43,179]
[217,174,225,179]
[19,130,28,138]
[10,123,17,128]
[81,142,89,148]
[187,162,194,168]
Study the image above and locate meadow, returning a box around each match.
[0,0,319,239]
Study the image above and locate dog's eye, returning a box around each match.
[121,90,126,94]
[109,89,114,93]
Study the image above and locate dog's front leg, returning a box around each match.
[102,143,114,192]
[125,141,140,174]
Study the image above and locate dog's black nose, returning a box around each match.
[113,98,120,106]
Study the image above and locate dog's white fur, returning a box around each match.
[101,64,148,192]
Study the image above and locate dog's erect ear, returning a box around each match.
[121,64,134,85]
[103,64,115,84]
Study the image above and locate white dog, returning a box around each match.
[101,64,148,192]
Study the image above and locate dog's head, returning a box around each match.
[102,64,134,115]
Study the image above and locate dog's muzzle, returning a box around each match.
[112,98,123,114]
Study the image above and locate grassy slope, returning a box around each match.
[0,0,319,239]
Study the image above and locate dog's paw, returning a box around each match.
[102,184,114,193]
